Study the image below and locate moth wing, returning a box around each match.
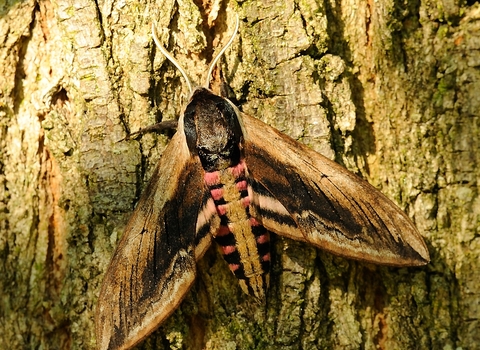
[241,112,429,266]
[96,130,211,350]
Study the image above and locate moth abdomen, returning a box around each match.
[204,161,270,299]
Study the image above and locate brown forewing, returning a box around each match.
[95,130,207,350]
[241,112,429,267]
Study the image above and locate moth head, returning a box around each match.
[183,88,243,172]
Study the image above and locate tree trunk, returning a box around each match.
[1,0,479,349]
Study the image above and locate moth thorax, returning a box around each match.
[195,101,231,152]
[195,99,240,171]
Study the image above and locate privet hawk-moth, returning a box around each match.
[96,16,429,350]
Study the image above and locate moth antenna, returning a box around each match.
[152,22,193,95]
[204,14,240,89]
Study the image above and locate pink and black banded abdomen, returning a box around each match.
[204,160,270,299]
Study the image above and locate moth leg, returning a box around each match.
[124,120,178,140]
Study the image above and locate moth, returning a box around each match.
[96,16,430,350]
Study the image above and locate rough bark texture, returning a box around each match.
[1,0,479,349]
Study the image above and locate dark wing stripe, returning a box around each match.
[251,203,298,227]
[248,181,298,227]
[316,177,383,238]
[195,224,211,246]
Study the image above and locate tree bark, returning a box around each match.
[1,0,479,349]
